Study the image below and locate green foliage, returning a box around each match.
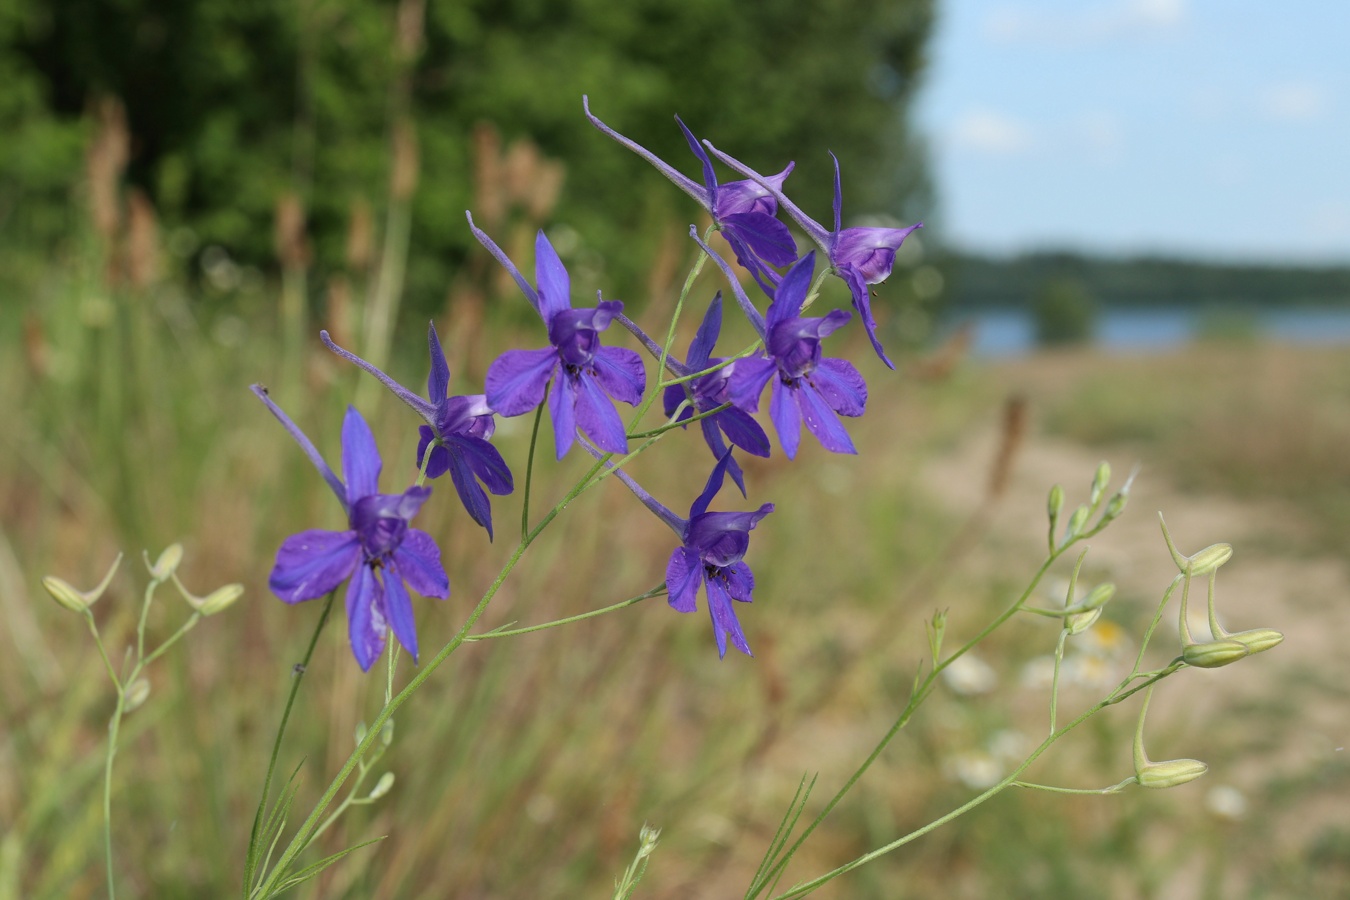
[1033,278,1097,347]
[1,0,934,311]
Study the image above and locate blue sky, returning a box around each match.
[915,0,1350,263]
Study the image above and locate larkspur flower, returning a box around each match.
[706,142,922,368]
[253,386,449,671]
[660,293,770,496]
[321,323,513,539]
[581,444,772,658]
[584,96,797,287]
[717,251,868,459]
[469,215,646,459]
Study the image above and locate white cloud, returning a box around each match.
[1257,81,1328,122]
[950,109,1035,156]
[985,0,1186,47]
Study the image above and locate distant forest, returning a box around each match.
[944,251,1350,310]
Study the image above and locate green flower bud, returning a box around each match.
[1224,628,1283,655]
[124,677,151,713]
[41,553,123,613]
[368,772,395,800]
[381,719,395,747]
[1137,758,1208,789]
[1067,582,1116,613]
[1048,484,1065,522]
[146,544,183,581]
[197,583,243,616]
[1065,606,1103,635]
[1090,462,1111,505]
[1063,504,1090,542]
[1182,639,1250,669]
[1187,543,1233,576]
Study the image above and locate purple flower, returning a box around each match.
[661,293,771,496]
[470,215,646,459]
[725,252,868,459]
[321,324,513,539]
[583,96,797,287]
[581,443,772,658]
[252,386,449,672]
[706,142,922,369]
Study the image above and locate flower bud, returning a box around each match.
[146,544,183,581]
[1063,504,1089,542]
[1090,462,1111,505]
[381,719,395,747]
[1068,582,1116,613]
[1182,639,1250,669]
[1225,628,1283,655]
[43,576,92,613]
[197,583,243,616]
[1065,606,1103,635]
[1136,758,1208,789]
[1047,484,1065,523]
[1186,543,1233,576]
[368,772,395,800]
[124,677,151,712]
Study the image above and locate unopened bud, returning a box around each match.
[1187,543,1233,576]
[197,583,243,616]
[146,544,183,581]
[637,823,661,857]
[124,678,151,712]
[368,772,395,800]
[1066,607,1103,635]
[41,553,123,613]
[1090,462,1111,505]
[1225,628,1283,655]
[1063,505,1089,542]
[381,719,395,747]
[1182,639,1250,669]
[1137,758,1208,789]
[1047,485,1065,523]
[1071,582,1116,613]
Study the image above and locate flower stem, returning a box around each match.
[102,688,126,900]
[465,584,666,641]
[244,590,337,896]
[521,387,548,542]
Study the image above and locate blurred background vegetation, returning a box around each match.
[3,0,1349,898]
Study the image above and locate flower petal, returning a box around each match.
[810,357,868,418]
[381,562,419,663]
[723,561,756,603]
[687,293,723,369]
[700,418,747,497]
[341,406,382,504]
[393,529,450,599]
[486,346,558,417]
[665,546,702,613]
[663,383,695,423]
[451,434,514,495]
[691,227,768,340]
[534,230,572,321]
[549,369,578,459]
[727,358,776,413]
[798,381,858,455]
[591,345,646,406]
[416,426,451,479]
[269,530,362,603]
[426,322,451,401]
[832,224,923,284]
[445,443,494,538]
[676,114,719,197]
[346,564,387,672]
[574,372,628,454]
[714,406,772,457]
[766,252,816,330]
[691,448,734,520]
[721,211,798,268]
[770,379,802,460]
[715,162,794,218]
[704,142,832,250]
[705,574,752,658]
[838,264,894,369]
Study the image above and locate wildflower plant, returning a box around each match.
[38,97,1283,899]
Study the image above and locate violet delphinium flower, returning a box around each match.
[321,324,513,539]
[661,293,770,496]
[581,443,772,658]
[583,96,797,288]
[706,142,922,369]
[469,215,646,459]
[253,386,449,671]
[725,252,868,459]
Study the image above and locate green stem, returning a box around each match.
[253,455,611,898]
[1013,779,1135,795]
[628,402,731,440]
[466,585,665,641]
[141,614,201,668]
[135,578,156,667]
[85,613,122,692]
[1049,627,1069,734]
[103,689,126,900]
[521,390,548,542]
[245,591,337,896]
[771,668,1177,899]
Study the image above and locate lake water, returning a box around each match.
[944,308,1350,357]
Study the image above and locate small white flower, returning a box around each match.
[943,654,999,696]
